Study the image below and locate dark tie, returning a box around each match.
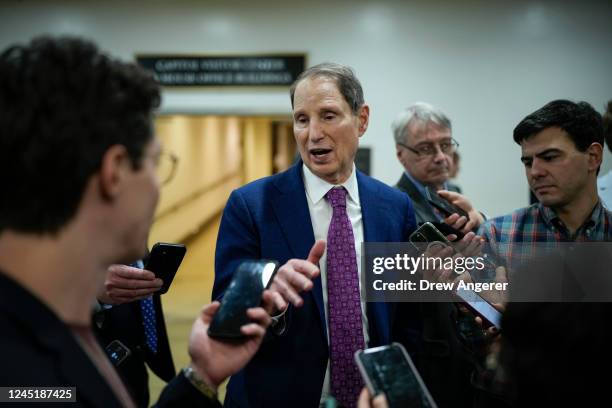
[326,187,364,408]
[133,260,158,354]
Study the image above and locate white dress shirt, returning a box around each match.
[301,164,369,406]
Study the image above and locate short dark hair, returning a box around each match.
[0,36,160,234]
[513,99,603,151]
[289,62,364,115]
[603,100,612,153]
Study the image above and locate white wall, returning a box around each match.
[1,0,610,217]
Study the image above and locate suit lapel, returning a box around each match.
[357,172,392,345]
[270,163,326,335]
[396,173,437,224]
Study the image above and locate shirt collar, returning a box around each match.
[538,201,603,231]
[302,163,360,206]
[404,170,448,200]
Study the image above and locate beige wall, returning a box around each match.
[148,115,243,246]
[148,115,285,246]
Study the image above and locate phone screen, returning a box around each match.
[455,288,502,329]
[356,344,437,408]
[208,260,279,339]
[105,340,131,367]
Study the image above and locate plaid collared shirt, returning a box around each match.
[477,200,612,273]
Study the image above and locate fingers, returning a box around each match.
[437,189,458,201]
[307,239,326,265]
[261,289,286,315]
[357,388,371,407]
[246,307,271,328]
[109,264,156,280]
[270,258,320,308]
[241,307,272,337]
[270,273,304,307]
[495,266,508,284]
[106,265,162,290]
[104,287,159,299]
[444,213,470,232]
[453,232,483,256]
[201,301,221,324]
[371,394,389,408]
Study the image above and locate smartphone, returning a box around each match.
[428,221,465,240]
[208,260,279,339]
[426,187,469,219]
[409,222,453,254]
[355,343,438,408]
[105,340,131,367]
[455,288,502,329]
[144,242,186,294]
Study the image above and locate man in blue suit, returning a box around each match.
[213,63,420,408]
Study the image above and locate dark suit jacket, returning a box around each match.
[94,294,175,407]
[395,173,461,223]
[395,173,475,408]
[0,272,219,408]
[213,162,420,408]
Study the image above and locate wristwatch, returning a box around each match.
[182,366,218,400]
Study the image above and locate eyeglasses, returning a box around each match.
[155,150,179,186]
[397,138,459,158]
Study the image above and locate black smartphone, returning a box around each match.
[426,187,469,219]
[409,222,453,254]
[144,242,186,294]
[455,288,502,329]
[105,340,132,367]
[428,221,465,240]
[208,260,279,339]
[355,343,438,408]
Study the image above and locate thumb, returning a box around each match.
[307,239,326,265]
[200,301,221,324]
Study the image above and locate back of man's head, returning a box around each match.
[289,62,364,115]
[603,100,612,154]
[0,36,160,235]
[391,102,452,144]
[513,99,603,151]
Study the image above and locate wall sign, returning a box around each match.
[136,54,306,87]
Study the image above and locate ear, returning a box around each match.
[357,104,370,137]
[98,144,131,200]
[586,142,603,173]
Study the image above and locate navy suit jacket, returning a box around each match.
[213,163,419,408]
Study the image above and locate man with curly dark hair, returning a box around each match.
[0,36,272,408]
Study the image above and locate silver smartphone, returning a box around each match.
[355,343,438,408]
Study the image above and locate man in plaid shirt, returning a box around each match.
[479,99,611,274]
[470,100,611,407]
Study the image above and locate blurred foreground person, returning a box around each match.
[0,36,271,407]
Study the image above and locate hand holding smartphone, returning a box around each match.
[144,242,187,294]
[355,343,437,408]
[426,187,469,220]
[455,288,502,329]
[208,260,279,339]
[409,222,454,254]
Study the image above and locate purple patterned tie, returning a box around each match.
[326,187,364,408]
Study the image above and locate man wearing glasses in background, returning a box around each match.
[391,102,484,408]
